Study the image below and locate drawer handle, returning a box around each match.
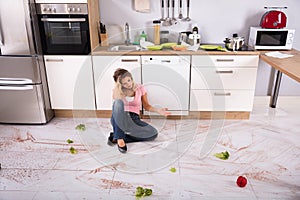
[216,59,234,62]
[46,58,64,62]
[121,59,139,62]
[214,92,231,96]
[215,70,233,74]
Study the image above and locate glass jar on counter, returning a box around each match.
[160,30,169,43]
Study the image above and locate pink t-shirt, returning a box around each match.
[123,84,146,115]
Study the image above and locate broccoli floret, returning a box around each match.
[135,186,152,198]
[144,188,152,196]
[69,147,78,154]
[67,139,74,144]
[135,186,144,197]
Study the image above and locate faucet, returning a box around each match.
[125,22,131,45]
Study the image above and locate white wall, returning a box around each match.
[98,0,300,96]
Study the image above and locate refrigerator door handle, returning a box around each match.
[0,85,33,91]
[0,78,33,85]
[0,26,3,46]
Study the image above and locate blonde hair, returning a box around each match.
[113,68,137,96]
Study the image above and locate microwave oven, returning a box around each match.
[248,27,295,50]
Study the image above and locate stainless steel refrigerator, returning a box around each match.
[0,0,54,124]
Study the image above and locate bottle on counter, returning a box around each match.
[192,25,198,34]
[189,24,201,45]
[139,31,147,43]
[153,20,161,45]
[140,31,147,41]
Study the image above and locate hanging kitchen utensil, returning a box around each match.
[160,0,165,21]
[182,0,191,21]
[162,0,172,26]
[171,0,177,24]
[178,0,183,19]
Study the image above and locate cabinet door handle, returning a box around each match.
[46,58,64,62]
[216,59,234,62]
[215,70,233,74]
[214,92,231,96]
[121,59,139,62]
[0,85,33,91]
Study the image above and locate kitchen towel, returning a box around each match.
[265,51,294,59]
[134,0,150,13]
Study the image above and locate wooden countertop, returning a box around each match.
[91,45,260,56]
[260,49,300,83]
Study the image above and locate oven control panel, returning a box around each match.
[37,4,88,15]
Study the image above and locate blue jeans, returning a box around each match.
[110,99,158,143]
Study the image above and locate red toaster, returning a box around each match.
[260,10,287,29]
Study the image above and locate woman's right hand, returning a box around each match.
[157,108,171,116]
[112,83,124,100]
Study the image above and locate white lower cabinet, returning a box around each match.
[44,54,259,114]
[190,55,259,111]
[44,55,95,110]
[190,90,255,111]
[92,56,141,110]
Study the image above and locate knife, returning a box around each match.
[100,22,106,34]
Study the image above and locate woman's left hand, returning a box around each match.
[157,108,171,116]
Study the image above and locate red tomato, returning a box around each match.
[236,176,247,187]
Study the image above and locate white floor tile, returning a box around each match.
[1,96,300,199]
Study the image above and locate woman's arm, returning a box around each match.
[141,93,170,116]
[112,83,124,100]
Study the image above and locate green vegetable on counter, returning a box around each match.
[169,167,176,173]
[67,139,74,144]
[75,124,86,131]
[214,150,230,160]
[69,147,78,154]
[135,186,152,198]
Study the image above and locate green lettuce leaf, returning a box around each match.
[214,151,230,160]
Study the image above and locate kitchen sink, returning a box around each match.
[109,45,141,51]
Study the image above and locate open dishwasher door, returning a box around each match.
[141,55,190,116]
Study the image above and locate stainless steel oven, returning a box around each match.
[36,3,91,55]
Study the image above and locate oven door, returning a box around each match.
[256,30,288,46]
[38,15,90,55]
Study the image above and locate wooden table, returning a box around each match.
[260,49,300,108]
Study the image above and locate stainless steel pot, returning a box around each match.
[224,33,245,51]
[178,31,192,44]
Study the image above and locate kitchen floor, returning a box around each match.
[0,97,299,200]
